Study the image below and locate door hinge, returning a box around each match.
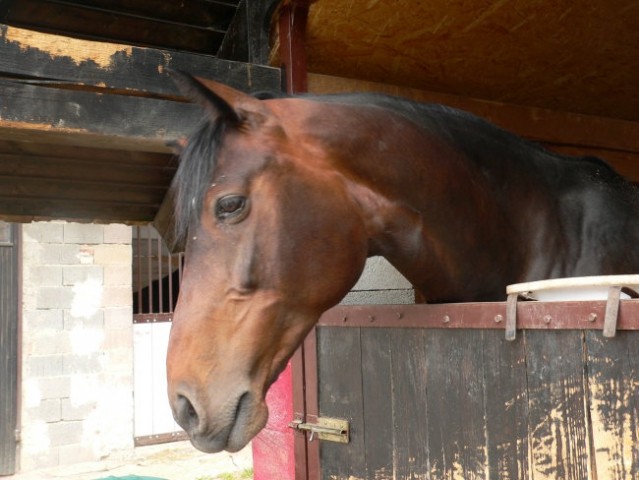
[288,416,350,444]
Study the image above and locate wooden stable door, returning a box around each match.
[296,303,639,480]
[0,222,19,475]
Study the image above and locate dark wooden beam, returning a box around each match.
[0,78,199,151]
[218,0,281,65]
[0,24,281,96]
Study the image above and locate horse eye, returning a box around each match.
[215,195,248,221]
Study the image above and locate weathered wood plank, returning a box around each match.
[0,177,164,204]
[482,330,530,480]
[586,331,639,480]
[390,328,431,480]
[0,140,173,167]
[0,24,280,96]
[424,330,487,480]
[0,197,157,224]
[6,0,227,54]
[0,78,199,151]
[0,153,174,186]
[317,327,366,480]
[360,328,393,479]
[524,330,590,480]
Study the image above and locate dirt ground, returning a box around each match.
[7,441,253,480]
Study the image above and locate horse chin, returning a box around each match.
[189,392,268,454]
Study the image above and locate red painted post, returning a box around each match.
[252,362,295,480]
[252,3,312,479]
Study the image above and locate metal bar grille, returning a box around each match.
[132,225,182,320]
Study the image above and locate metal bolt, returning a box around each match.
[587,312,597,322]
[543,315,552,324]
[443,315,451,324]
[494,314,503,323]
[397,312,403,320]
[369,315,375,323]
[342,316,348,323]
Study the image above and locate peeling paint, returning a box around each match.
[4,26,133,69]
[590,376,639,479]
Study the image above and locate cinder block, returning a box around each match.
[38,376,72,400]
[61,398,97,421]
[340,288,415,305]
[23,309,64,331]
[104,264,132,286]
[104,224,132,244]
[27,398,62,423]
[63,223,104,245]
[77,246,95,265]
[62,353,104,375]
[93,244,132,266]
[39,244,82,265]
[103,328,133,351]
[352,257,412,291]
[22,222,64,243]
[30,331,71,356]
[48,421,83,447]
[106,348,133,371]
[104,307,133,330]
[63,310,104,330]
[30,266,63,286]
[101,286,133,308]
[36,287,74,309]
[26,355,64,377]
[63,265,104,286]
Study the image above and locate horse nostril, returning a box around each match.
[175,394,199,431]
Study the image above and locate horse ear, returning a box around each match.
[169,69,241,125]
[169,70,268,127]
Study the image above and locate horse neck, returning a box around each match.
[300,102,552,302]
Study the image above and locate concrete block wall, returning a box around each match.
[342,257,415,305]
[20,221,134,472]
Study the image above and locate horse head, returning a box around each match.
[166,73,370,453]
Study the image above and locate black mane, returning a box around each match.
[173,118,225,244]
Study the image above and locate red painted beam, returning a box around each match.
[278,1,312,94]
[253,3,313,480]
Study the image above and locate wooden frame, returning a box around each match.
[299,301,639,479]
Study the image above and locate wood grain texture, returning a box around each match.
[317,327,366,479]
[305,1,639,122]
[514,330,589,480]
[313,322,639,480]
[360,328,393,479]
[482,330,530,480]
[586,331,639,479]
[0,24,280,96]
[424,330,487,480]
[390,329,431,480]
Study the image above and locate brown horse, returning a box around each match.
[166,72,639,453]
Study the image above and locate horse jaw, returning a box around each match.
[167,284,320,453]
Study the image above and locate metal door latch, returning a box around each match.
[288,416,350,444]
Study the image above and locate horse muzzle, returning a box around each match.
[170,384,268,453]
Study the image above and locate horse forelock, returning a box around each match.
[173,117,226,243]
